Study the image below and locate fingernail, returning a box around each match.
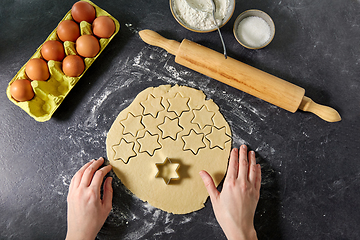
[242,145,247,149]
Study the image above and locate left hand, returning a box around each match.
[66,157,113,240]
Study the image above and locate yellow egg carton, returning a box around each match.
[6,0,120,122]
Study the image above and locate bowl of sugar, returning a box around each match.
[170,0,235,33]
[233,9,275,49]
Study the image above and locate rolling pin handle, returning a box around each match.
[139,29,180,56]
[299,96,341,122]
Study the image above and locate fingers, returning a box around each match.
[236,145,261,190]
[80,157,105,187]
[91,164,112,191]
[71,157,113,193]
[248,150,257,184]
[199,170,220,202]
[102,177,113,212]
[238,145,249,183]
[255,164,262,191]
[70,159,95,190]
[226,148,239,180]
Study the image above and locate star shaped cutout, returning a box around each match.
[120,112,144,137]
[191,105,215,129]
[206,126,231,149]
[167,93,190,116]
[155,158,180,184]
[112,139,136,164]
[137,131,162,156]
[157,117,183,140]
[140,94,164,118]
[181,129,206,155]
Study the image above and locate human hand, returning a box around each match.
[66,157,113,240]
[199,145,261,240]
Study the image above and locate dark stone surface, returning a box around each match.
[0,0,359,239]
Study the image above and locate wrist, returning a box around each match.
[224,226,258,240]
[65,230,96,240]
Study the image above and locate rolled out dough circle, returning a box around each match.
[106,85,232,214]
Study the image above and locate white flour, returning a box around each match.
[173,0,230,31]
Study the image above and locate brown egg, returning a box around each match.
[76,35,100,58]
[41,40,65,61]
[71,1,96,23]
[92,16,115,38]
[10,79,35,102]
[57,20,80,42]
[62,55,85,77]
[25,58,50,81]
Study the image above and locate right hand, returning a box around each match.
[199,145,261,240]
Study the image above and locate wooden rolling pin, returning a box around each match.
[139,30,341,122]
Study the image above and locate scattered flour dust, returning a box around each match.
[57,45,278,238]
[172,0,230,30]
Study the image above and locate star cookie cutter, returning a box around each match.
[155,157,180,185]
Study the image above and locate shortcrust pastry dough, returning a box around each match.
[106,85,231,214]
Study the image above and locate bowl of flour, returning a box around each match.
[170,0,235,32]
